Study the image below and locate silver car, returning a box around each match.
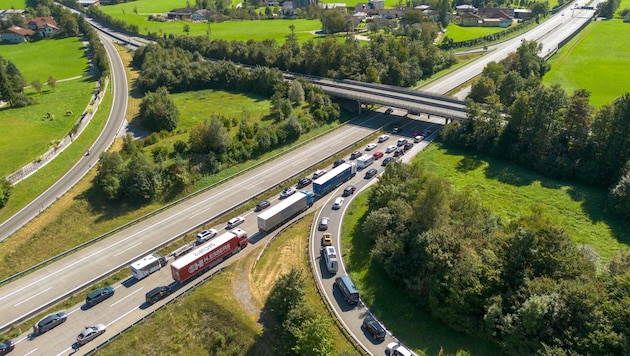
[34,311,67,335]
[76,324,106,345]
[319,217,330,231]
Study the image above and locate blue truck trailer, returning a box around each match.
[313,163,357,197]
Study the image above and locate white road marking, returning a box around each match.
[114,242,142,257]
[23,349,39,356]
[55,347,72,356]
[110,287,143,307]
[67,306,82,315]
[106,306,137,327]
[14,287,52,307]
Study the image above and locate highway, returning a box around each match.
[0,4,603,354]
[0,31,129,242]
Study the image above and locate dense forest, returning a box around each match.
[363,161,630,355]
[442,40,630,220]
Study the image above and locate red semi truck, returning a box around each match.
[170,228,248,283]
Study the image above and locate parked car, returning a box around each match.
[382,157,395,166]
[256,200,271,211]
[422,129,432,136]
[414,135,424,143]
[365,168,378,179]
[394,147,405,157]
[385,108,394,114]
[404,142,414,151]
[332,197,344,210]
[321,232,333,246]
[226,216,245,229]
[85,286,115,308]
[362,316,386,341]
[385,145,397,153]
[373,151,384,160]
[280,186,297,199]
[365,143,378,151]
[397,138,408,146]
[0,341,14,355]
[343,185,356,196]
[319,216,330,231]
[392,127,401,134]
[385,342,412,356]
[34,311,67,335]
[378,134,390,142]
[350,150,362,160]
[297,178,312,188]
[196,228,218,243]
[333,159,346,168]
[76,324,106,346]
[313,169,327,179]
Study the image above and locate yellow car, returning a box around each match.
[321,233,333,246]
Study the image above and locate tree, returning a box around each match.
[183,23,190,35]
[138,86,180,132]
[265,268,305,324]
[56,11,79,37]
[320,10,346,34]
[120,153,161,203]
[0,178,12,208]
[47,75,57,91]
[31,79,43,94]
[287,80,305,105]
[5,61,26,93]
[609,166,630,220]
[291,314,334,356]
[188,117,231,154]
[0,58,16,105]
[95,151,124,200]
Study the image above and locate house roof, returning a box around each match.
[4,25,35,36]
[24,16,58,30]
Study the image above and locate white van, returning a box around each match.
[323,246,338,274]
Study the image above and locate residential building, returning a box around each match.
[1,25,34,43]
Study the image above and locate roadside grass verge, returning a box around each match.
[1,37,89,82]
[543,20,630,107]
[342,193,504,356]
[418,142,628,262]
[95,214,357,354]
[442,23,505,43]
[0,79,96,178]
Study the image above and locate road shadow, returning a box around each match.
[121,276,140,288]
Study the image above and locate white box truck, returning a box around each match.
[357,154,374,169]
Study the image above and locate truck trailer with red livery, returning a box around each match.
[170,228,248,283]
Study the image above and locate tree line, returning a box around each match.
[94,44,339,204]
[440,40,630,220]
[161,32,455,87]
[363,161,630,355]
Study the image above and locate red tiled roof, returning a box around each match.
[23,16,58,30]
[4,26,35,36]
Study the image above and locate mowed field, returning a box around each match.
[442,22,506,42]
[543,20,630,107]
[98,1,321,43]
[1,0,25,8]
[0,37,92,178]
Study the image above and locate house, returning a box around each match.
[423,9,443,23]
[455,4,476,15]
[293,0,318,9]
[478,7,514,19]
[513,8,533,20]
[460,12,482,26]
[191,9,211,21]
[167,8,193,20]
[378,7,407,19]
[23,16,59,37]
[77,0,100,7]
[1,25,34,43]
[355,2,380,16]
[283,2,298,18]
[0,9,27,20]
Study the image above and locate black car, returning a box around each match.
[362,316,386,341]
[365,168,378,179]
[343,185,356,196]
[34,311,67,335]
[382,157,395,166]
[85,286,115,307]
[0,341,14,355]
[297,177,312,188]
[145,286,171,305]
[393,147,405,157]
[333,159,346,168]
[256,200,271,211]
[403,142,414,151]
[350,151,362,160]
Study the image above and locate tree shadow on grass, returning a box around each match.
[455,155,484,173]
[79,184,150,223]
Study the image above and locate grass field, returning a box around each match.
[2,0,25,8]
[543,20,630,107]
[442,22,506,42]
[98,2,321,43]
[96,215,358,354]
[1,37,89,82]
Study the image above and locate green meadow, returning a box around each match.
[442,22,506,42]
[2,0,25,8]
[98,2,321,43]
[543,20,630,107]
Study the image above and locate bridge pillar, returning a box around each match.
[358,101,362,114]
